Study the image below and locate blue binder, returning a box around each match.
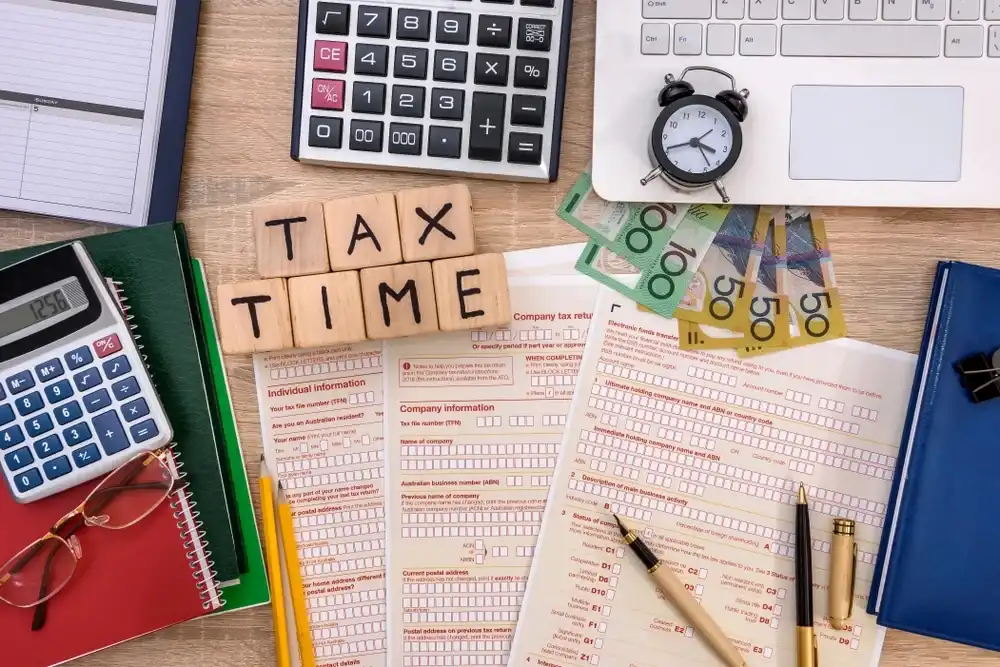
[868,261,1000,652]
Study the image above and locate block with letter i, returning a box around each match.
[325,193,403,270]
[217,279,294,354]
[396,184,476,262]
[432,254,511,332]
[254,201,330,278]
[288,272,368,348]
[360,262,439,339]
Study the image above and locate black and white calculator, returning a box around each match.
[291,0,574,181]
[0,243,172,503]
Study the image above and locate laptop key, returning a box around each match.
[642,0,712,18]
[780,24,941,56]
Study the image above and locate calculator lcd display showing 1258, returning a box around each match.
[0,277,88,347]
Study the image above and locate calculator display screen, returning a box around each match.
[0,278,89,347]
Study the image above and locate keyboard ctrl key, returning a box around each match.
[469,92,506,162]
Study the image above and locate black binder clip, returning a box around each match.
[955,350,1000,403]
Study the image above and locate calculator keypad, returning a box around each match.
[0,327,170,503]
[296,0,570,182]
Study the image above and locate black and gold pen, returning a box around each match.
[614,514,746,667]
[796,484,818,667]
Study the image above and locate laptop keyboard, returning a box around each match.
[640,0,1000,57]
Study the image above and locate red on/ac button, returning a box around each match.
[93,333,123,358]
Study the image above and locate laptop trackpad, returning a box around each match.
[789,86,963,182]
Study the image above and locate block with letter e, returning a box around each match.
[288,272,368,348]
[360,262,439,339]
[217,279,294,354]
[396,184,475,262]
[324,193,403,270]
[253,201,330,278]
[432,254,511,331]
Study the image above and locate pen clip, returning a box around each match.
[847,543,858,619]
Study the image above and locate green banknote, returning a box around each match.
[558,168,688,270]
[784,208,847,348]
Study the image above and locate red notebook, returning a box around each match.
[0,450,222,667]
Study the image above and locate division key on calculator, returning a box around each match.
[291,0,575,182]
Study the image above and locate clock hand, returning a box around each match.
[696,141,717,154]
[665,142,692,150]
[698,146,711,166]
[698,129,714,140]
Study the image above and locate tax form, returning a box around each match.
[0,0,181,225]
[383,270,599,667]
[509,289,916,667]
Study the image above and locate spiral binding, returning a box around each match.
[110,280,225,611]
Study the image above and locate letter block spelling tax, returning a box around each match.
[253,201,331,278]
[360,262,439,339]
[324,193,403,271]
[395,184,476,262]
[431,254,511,332]
[288,272,368,348]
[217,279,294,354]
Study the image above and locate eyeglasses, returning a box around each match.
[0,447,178,630]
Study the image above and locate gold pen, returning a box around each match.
[828,518,857,630]
[795,484,818,667]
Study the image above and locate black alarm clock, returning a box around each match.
[640,66,750,203]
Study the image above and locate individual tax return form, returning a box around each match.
[0,0,196,226]
[383,272,600,667]
[508,289,917,667]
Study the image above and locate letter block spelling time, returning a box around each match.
[395,184,476,263]
[360,262,439,339]
[253,201,331,278]
[432,254,512,332]
[288,272,368,348]
[217,279,294,354]
[324,193,403,271]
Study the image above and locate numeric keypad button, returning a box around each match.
[428,126,463,158]
[436,12,471,44]
[309,116,343,148]
[521,0,555,6]
[514,56,549,88]
[394,46,429,79]
[355,43,389,76]
[353,81,387,113]
[511,94,546,126]
[357,5,391,37]
[430,88,465,120]
[434,50,468,82]
[388,123,424,155]
[469,91,506,161]
[391,85,426,117]
[517,18,553,51]
[350,119,385,151]
[396,8,431,40]
[475,53,509,85]
[478,14,513,47]
[316,2,350,34]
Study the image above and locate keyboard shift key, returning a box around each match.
[642,0,712,18]
[513,56,549,88]
[130,419,160,445]
[349,119,384,151]
[316,2,350,34]
[94,410,130,455]
[72,443,102,468]
[508,132,543,164]
[511,95,546,126]
[388,123,424,155]
[469,92,506,161]
[309,116,343,148]
[430,88,464,120]
[428,126,463,158]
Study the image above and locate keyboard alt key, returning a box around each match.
[741,24,777,55]
[309,116,343,148]
[511,94,546,126]
[469,92,506,161]
[428,126,463,158]
[508,132,543,165]
[388,123,424,155]
[316,2,350,34]
[945,25,984,56]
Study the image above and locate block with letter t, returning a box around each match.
[216,279,294,354]
[432,254,511,331]
[360,262,439,339]
[253,201,330,278]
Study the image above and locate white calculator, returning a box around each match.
[0,242,172,503]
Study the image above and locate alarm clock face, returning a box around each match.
[651,95,742,186]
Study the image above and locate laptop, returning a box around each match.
[592,0,999,207]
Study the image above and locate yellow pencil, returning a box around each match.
[277,482,317,667]
[260,456,291,667]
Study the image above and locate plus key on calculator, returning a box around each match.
[292,0,575,182]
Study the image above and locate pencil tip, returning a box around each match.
[798,483,808,504]
[278,481,284,491]
[259,453,265,462]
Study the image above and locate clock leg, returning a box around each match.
[640,167,664,186]
[713,180,730,203]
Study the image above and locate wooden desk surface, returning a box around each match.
[1,0,999,665]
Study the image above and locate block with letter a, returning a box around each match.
[324,193,403,270]
[253,201,330,278]
[217,279,294,354]
[288,271,368,348]
[432,253,511,331]
[395,184,475,262]
[360,262,439,339]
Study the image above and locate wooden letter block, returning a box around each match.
[396,184,475,262]
[253,201,330,278]
[288,272,368,348]
[217,279,294,354]
[432,253,511,332]
[360,262,439,339]
[324,193,403,271]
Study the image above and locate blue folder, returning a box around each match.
[868,261,1000,651]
